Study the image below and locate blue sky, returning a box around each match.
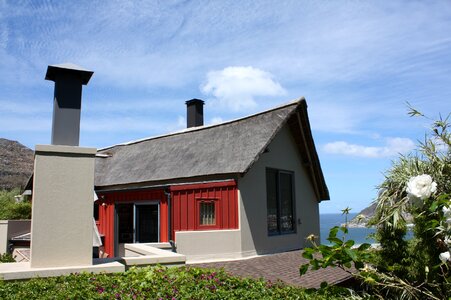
[1,1,450,213]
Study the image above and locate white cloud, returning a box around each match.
[176,116,185,128]
[323,137,415,158]
[201,66,286,111]
[209,117,223,125]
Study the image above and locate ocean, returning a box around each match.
[320,213,376,245]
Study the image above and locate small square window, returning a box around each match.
[200,202,216,226]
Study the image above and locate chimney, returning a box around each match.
[186,98,204,128]
[45,63,93,146]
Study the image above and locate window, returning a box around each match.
[266,168,295,235]
[199,201,216,226]
[196,199,219,229]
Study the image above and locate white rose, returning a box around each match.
[439,251,451,264]
[406,174,437,200]
[444,236,451,246]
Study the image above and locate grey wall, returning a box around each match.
[238,125,320,255]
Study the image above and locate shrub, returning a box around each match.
[0,253,15,263]
[0,189,31,220]
[301,107,450,299]
[0,266,351,299]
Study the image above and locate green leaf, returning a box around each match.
[299,264,309,276]
[327,237,343,245]
[357,243,371,251]
[311,259,320,270]
[354,261,364,270]
[302,250,313,260]
[344,240,355,248]
[328,226,339,238]
[341,207,351,215]
[339,226,348,234]
[344,248,357,261]
[429,201,438,212]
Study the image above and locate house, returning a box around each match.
[94,97,329,261]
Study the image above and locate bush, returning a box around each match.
[0,189,31,220]
[0,266,351,299]
[369,108,451,298]
[0,253,15,263]
[301,107,450,299]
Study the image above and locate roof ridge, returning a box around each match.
[98,97,305,151]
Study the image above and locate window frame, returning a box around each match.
[266,168,296,236]
[195,198,220,230]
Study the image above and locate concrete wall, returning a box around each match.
[238,125,320,255]
[30,145,96,267]
[175,229,243,262]
[0,220,31,254]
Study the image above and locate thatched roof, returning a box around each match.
[95,98,329,201]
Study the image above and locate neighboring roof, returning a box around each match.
[192,249,352,288]
[95,98,329,201]
[11,232,31,241]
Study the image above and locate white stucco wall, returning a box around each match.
[175,229,243,262]
[30,145,96,268]
[238,125,320,255]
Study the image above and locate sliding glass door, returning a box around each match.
[115,203,159,255]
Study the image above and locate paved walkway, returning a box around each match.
[189,250,352,289]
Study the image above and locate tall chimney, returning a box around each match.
[186,99,204,128]
[45,63,93,146]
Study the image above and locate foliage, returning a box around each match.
[300,208,374,299]
[301,107,450,299]
[0,265,354,299]
[366,108,451,298]
[300,208,372,276]
[0,189,31,220]
[0,253,15,263]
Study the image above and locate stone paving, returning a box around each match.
[189,250,352,289]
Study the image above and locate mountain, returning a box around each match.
[348,203,377,228]
[348,202,413,228]
[0,138,34,190]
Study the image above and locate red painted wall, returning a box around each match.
[96,189,167,257]
[96,180,238,257]
[170,180,238,240]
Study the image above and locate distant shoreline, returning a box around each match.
[345,223,414,229]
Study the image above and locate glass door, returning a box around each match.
[135,204,159,243]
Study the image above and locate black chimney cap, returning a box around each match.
[45,63,94,85]
[185,98,205,105]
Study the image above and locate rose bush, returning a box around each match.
[369,107,450,298]
[301,107,450,299]
[406,174,437,200]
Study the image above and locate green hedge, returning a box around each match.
[0,189,31,220]
[0,266,355,299]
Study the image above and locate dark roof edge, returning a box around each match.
[242,98,329,202]
[99,98,304,152]
[95,172,240,190]
[241,98,304,176]
[297,100,330,201]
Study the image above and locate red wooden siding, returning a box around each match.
[170,180,238,240]
[96,189,167,257]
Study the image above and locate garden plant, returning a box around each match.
[0,265,355,299]
[301,107,450,299]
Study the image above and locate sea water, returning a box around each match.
[320,213,376,245]
[320,213,413,245]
